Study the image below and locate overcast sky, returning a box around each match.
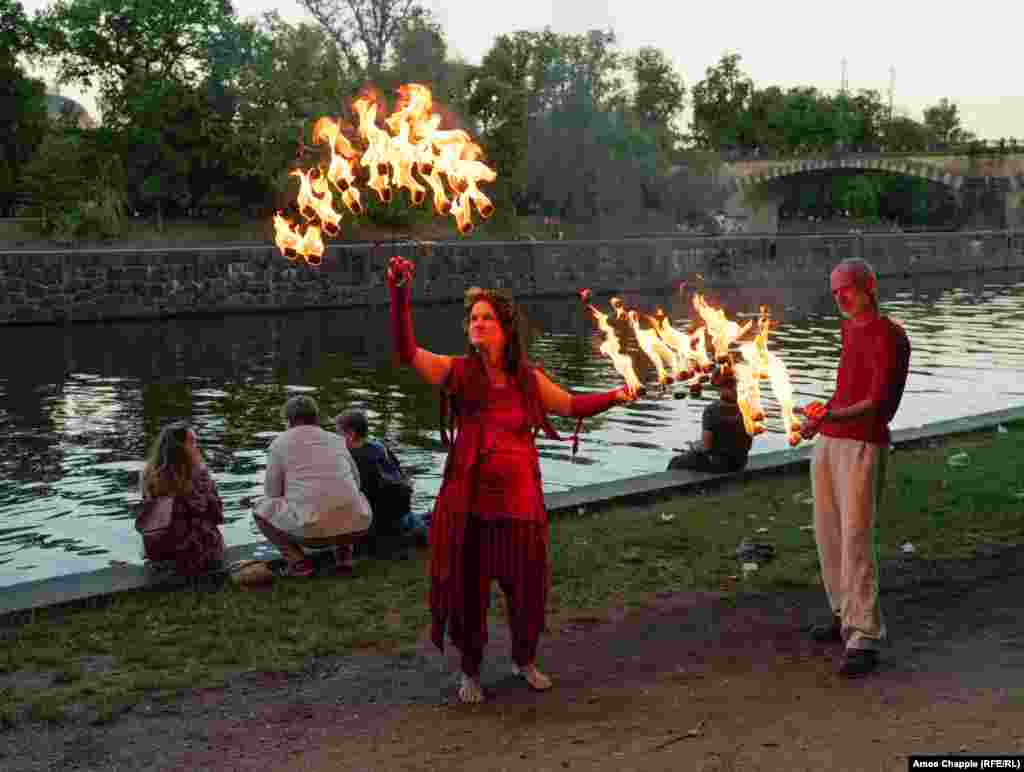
[24,0,1023,140]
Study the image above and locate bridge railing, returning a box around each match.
[718,140,1024,163]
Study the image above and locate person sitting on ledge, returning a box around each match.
[667,377,752,474]
[138,421,225,576]
[252,395,372,577]
[335,408,427,557]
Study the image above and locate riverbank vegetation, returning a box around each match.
[3,0,1008,248]
[1,420,1021,727]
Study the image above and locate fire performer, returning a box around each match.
[387,256,637,704]
[798,258,911,677]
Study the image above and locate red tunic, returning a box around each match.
[428,355,559,653]
[823,316,911,446]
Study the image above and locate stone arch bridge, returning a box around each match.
[720,152,1024,233]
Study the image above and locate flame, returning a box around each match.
[747,307,802,445]
[653,310,712,380]
[577,289,802,444]
[651,312,691,378]
[731,362,765,436]
[312,116,363,216]
[353,97,393,204]
[581,294,641,393]
[274,83,497,262]
[272,213,324,263]
[627,309,675,385]
[693,293,753,362]
[738,306,802,445]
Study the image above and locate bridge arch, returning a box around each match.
[729,157,966,195]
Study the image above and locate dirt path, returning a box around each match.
[5,549,1024,771]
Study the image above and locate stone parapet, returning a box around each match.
[0,231,1022,326]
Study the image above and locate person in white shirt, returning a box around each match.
[252,395,372,577]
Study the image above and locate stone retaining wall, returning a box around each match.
[1,231,1022,325]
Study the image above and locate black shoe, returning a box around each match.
[809,617,843,643]
[838,649,879,677]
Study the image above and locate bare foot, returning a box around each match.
[512,662,553,691]
[457,674,485,704]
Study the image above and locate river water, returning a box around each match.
[2,269,1023,587]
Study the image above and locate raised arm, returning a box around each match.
[533,369,635,419]
[388,256,454,387]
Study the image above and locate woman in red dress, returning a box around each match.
[387,256,637,703]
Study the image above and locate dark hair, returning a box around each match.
[142,420,195,497]
[462,286,528,375]
[281,394,320,426]
[717,375,739,404]
[335,408,369,438]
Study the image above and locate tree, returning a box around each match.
[689,52,753,149]
[923,97,962,146]
[38,0,240,123]
[738,85,784,153]
[21,126,128,240]
[629,47,684,127]
[883,115,931,152]
[526,75,657,225]
[230,14,353,207]
[830,175,881,220]
[627,46,685,170]
[38,0,276,221]
[386,10,471,117]
[298,0,423,81]
[1,0,36,53]
[466,28,627,215]
[0,0,48,215]
[850,89,887,148]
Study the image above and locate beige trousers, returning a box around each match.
[811,436,888,650]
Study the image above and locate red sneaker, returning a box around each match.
[335,545,354,575]
[282,559,315,578]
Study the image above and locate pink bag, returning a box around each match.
[135,496,176,559]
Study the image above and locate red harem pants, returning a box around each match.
[449,517,549,679]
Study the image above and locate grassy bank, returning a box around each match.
[1,421,1022,727]
[0,212,583,250]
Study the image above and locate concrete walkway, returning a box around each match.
[2,406,1021,621]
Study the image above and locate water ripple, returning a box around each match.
[1,269,1023,585]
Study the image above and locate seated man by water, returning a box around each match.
[667,378,752,474]
[252,395,372,577]
[137,421,225,576]
[335,408,427,557]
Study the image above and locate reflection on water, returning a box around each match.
[2,269,1023,586]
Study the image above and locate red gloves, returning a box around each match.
[387,256,418,366]
[570,388,624,419]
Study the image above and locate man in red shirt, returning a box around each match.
[799,258,911,677]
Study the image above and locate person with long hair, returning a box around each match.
[387,255,637,704]
[139,421,225,576]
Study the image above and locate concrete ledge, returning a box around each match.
[2,406,1022,622]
